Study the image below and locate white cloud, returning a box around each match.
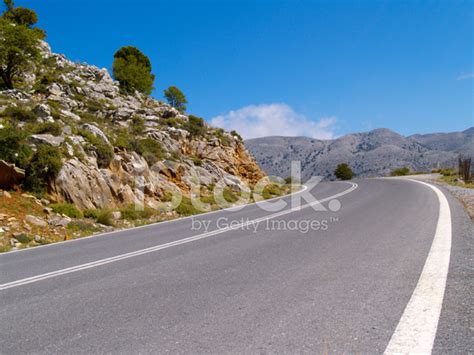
[456,72,474,80]
[210,103,337,140]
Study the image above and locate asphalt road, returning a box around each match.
[0,178,472,354]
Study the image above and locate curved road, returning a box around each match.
[0,178,472,353]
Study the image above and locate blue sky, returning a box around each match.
[18,0,473,139]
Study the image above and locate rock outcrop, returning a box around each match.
[0,41,265,210]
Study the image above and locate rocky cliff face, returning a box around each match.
[245,128,473,180]
[0,42,264,210]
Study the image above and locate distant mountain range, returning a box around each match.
[245,127,474,180]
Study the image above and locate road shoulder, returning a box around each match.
[432,183,473,353]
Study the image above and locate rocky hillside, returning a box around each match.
[245,128,473,180]
[0,41,265,210]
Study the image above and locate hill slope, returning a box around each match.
[0,41,264,210]
[245,128,473,180]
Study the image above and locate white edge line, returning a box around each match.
[0,182,358,290]
[2,184,310,255]
[384,178,452,354]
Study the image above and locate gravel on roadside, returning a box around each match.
[407,174,474,219]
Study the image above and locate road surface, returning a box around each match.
[0,178,472,353]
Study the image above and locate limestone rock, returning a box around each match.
[81,123,111,145]
[25,215,47,228]
[30,134,65,147]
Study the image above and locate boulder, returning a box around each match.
[53,158,116,210]
[60,109,81,122]
[0,160,25,189]
[48,215,71,227]
[25,215,47,228]
[0,190,12,198]
[33,104,52,119]
[111,211,122,220]
[81,123,111,145]
[30,134,65,147]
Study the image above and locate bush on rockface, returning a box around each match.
[0,126,32,168]
[1,106,36,122]
[134,138,165,165]
[79,130,114,169]
[184,115,206,137]
[230,130,243,141]
[23,145,63,194]
[31,122,63,136]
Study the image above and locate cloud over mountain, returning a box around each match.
[210,103,337,140]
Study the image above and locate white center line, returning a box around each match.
[385,179,452,354]
[0,182,358,291]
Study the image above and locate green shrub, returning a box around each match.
[114,129,132,150]
[262,183,283,199]
[334,163,354,180]
[131,115,145,134]
[85,99,102,112]
[50,203,83,218]
[33,72,62,94]
[96,209,114,226]
[79,130,114,168]
[230,130,243,141]
[120,204,155,220]
[284,176,299,184]
[0,126,32,168]
[200,194,215,205]
[184,115,206,137]
[67,221,100,234]
[83,208,100,219]
[134,138,165,165]
[223,188,238,203]
[31,121,63,136]
[175,196,200,216]
[439,168,457,176]
[163,117,183,128]
[14,233,31,244]
[390,167,411,176]
[94,142,114,168]
[191,155,202,166]
[1,106,36,122]
[23,145,63,193]
[161,191,173,202]
[215,128,232,146]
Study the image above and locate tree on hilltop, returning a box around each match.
[164,86,187,112]
[112,46,155,95]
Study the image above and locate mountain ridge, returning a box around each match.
[245,127,473,180]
